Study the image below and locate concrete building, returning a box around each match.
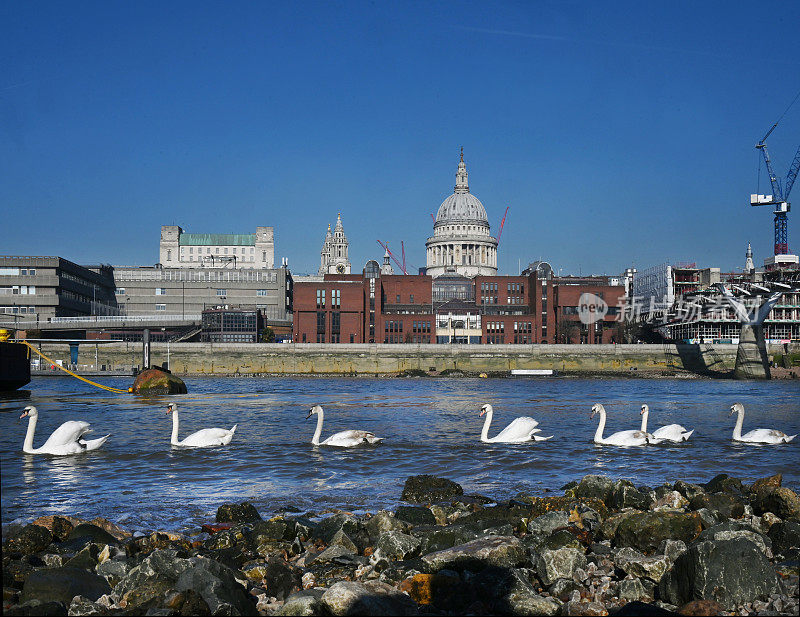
[111,265,292,322]
[0,256,117,320]
[159,226,275,269]
[318,214,351,275]
[425,150,498,278]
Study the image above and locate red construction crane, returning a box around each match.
[496,206,510,244]
[430,213,436,224]
[376,240,409,275]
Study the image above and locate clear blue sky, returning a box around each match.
[2,1,799,276]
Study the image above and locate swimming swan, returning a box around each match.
[20,406,109,455]
[307,405,383,447]
[167,403,236,447]
[591,403,658,446]
[640,404,694,442]
[479,404,552,443]
[730,402,795,444]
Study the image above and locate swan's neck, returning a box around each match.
[733,409,744,440]
[594,411,606,442]
[23,414,38,453]
[640,410,648,433]
[480,411,492,442]
[312,411,324,445]
[171,411,180,444]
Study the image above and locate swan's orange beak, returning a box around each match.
[19,410,28,419]
[480,409,487,417]
[165,406,172,415]
[640,408,646,415]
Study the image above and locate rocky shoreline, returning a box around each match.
[3,473,799,616]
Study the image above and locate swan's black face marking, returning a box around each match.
[20,406,35,419]
[479,404,490,417]
[306,408,316,419]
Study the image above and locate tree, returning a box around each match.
[557,317,578,344]
[261,327,275,343]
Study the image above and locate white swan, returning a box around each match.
[640,404,694,442]
[479,404,552,443]
[307,405,383,447]
[167,403,236,448]
[591,403,658,446]
[730,402,796,444]
[20,406,109,455]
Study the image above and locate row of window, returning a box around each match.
[183,246,254,254]
[385,320,403,333]
[0,285,36,295]
[0,268,37,276]
[1,306,36,314]
[316,289,343,309]
[390,293,415,303]
[412,321,431,333]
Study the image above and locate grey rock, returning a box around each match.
[216,502,262,523]
[698,520,772,556]
[275,589,325,616]
[321,580,417,616]
[689,492,745,519]
[96,559,129,587]
[573,475,614,503]
[548,578,582,602]
[673,480,705,501]
[526,511,569,536]
[311,545,356,564]
[394,506,436,526]
[659,538,783,610]
[262,557,301,601]
[618,577,649,602]
[422,535,527,572]
[609,480,652,511]
[375,531,421,561]
[5,524,53,555]
[313,514,362,545]
[329,529,358,553]
[21,567,111,605]
[768,521,800,558]
[614,547,670,582]
[401,474,463,504]
[657,539,687,563]
[67,596,112,616]
[251,518,298,542]
[365,511,407,541]
[413,524,479,554]
[535,547,587,586]
[67,524,118,546]
[613,511,702,554]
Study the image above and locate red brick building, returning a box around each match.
[292,262,625,345]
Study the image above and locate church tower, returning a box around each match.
[318,213,351,275]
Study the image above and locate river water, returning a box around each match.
[1,376,798,534]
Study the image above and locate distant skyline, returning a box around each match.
[2,1,800,276]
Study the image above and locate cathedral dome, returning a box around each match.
[434,150,489,227]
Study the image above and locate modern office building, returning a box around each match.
[0,256,117,319]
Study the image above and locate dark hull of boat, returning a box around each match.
[0,341,31,391]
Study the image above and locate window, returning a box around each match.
[317,311,326,332]
[155,304,166,311]
[224,248,228,254]
[316,289,326,308]
[396,294,401,303]
[331,312,340,332]
[302,333,306,343]
[262,251,267,262]
[257,289,268,296]
[332,289,340,308]
[350,334,355,343]
[216,289,227,296]
[189,247,193,254]
[115,288,125,295]
[167,250,171,261]
[156,288,166,295]
[410,294,414,303]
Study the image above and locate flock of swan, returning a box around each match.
[18,400,796,456]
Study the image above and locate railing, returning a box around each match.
[49,314,201,323]
[0,314,202,329]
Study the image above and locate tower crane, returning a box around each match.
[750,119,800,255]
[496,206,510,245]
[376,240,410,275]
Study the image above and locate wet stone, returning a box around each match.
[401,475,463,504]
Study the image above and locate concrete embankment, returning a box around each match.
[31,342,754,377]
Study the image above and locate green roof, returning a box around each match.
[179,233,256,246]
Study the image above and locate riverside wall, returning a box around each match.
[32,342,752,376]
